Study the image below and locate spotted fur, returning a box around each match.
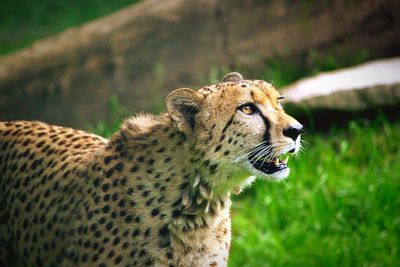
[0,72,301,266]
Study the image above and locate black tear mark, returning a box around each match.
[258,112,270,142]
[221,116,234,135]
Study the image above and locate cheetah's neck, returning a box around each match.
[107,114,232,233]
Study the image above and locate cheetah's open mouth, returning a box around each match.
[248,154,289,175]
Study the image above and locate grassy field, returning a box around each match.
[229,117,400,267]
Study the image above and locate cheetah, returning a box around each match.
[0,72,303,266]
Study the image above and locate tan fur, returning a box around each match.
[0,73,301,266]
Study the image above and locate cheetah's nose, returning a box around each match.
[283,124,303,141]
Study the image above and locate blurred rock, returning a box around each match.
[282,57,400,111]
[0,0,400,127]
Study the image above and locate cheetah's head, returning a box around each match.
[166,72,303,184]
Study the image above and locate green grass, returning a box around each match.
[229,117,400,267]
[0,0,140,55]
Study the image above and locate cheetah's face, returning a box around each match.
[167,73,302,181]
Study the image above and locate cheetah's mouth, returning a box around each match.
[248,154,289,175]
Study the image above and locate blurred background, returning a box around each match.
[1,0,399,266]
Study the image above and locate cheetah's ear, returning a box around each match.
[222,72,243,82]
[166,88,204,135]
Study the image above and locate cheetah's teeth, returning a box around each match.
[282,155,289,164]
[274,158,279,166]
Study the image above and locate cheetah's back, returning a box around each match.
[0,121,107,266]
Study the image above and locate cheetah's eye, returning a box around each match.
[239,103,257,115]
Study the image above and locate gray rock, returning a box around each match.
[281,58,400,111]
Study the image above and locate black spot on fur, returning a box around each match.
[151,208,160,217]
[105,168,114,178]
[159,225,169,237]
[102,184,110,192]
[166,252,174,259]
[172,209,181,218]
[130,165,139,173]
[132,229,140,237]
[144,228,151,237]
[114,162,124,172]
[102,205,111,213]
[125,215,133,223]
[210,164,218,174]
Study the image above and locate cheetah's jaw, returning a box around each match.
[247,153,290,180]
